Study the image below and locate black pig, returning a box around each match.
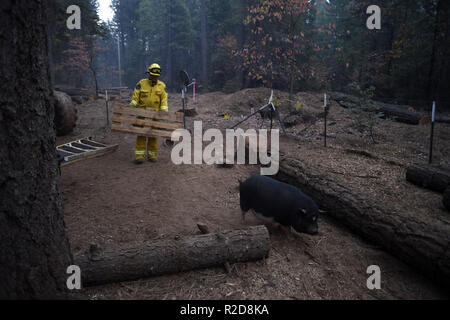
[239,174,319,235]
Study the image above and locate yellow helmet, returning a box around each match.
[148,63,161,76]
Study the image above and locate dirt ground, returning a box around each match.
[58,88,450,300]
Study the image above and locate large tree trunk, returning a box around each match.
[276,158,450,287]
[0,1,72,299]
[406,164,450,193]
[74,226,270,287]
[443,188,450,211]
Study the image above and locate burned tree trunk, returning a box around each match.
[74,226,270,287]
[406,164,450,193]
[0,1,72,298]
[277,158,450,287]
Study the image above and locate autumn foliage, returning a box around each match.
[237,0,315,88]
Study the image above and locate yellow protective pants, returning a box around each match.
[135,136,158,160]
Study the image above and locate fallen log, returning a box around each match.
[276,157,450,287]
[330,92,424,124]
[406,164,450,193]
[330,91,361,108]
[436,116,450,124]
[196,223,233,273]
[74,225,270,287]
[443,188,450,211]
[375,101,423,124]
[331,92,450,125]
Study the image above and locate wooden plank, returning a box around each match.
[62,144,118,166]
[111,114,181,130]
[114,105,183,123]
[111,123,174,139]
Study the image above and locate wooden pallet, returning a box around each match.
[111,103,184,139]
[57,138,118,167]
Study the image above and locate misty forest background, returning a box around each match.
[48,0,449,110]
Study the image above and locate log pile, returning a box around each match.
[74,225,270,287]
[276,157,450,286]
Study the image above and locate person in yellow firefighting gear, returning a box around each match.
[129,63,168,164]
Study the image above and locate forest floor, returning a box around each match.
[58,87,450,299]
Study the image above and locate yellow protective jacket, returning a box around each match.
[130,79,168,112]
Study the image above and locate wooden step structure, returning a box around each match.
[57,138,118,167]
[111,103,184,139]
